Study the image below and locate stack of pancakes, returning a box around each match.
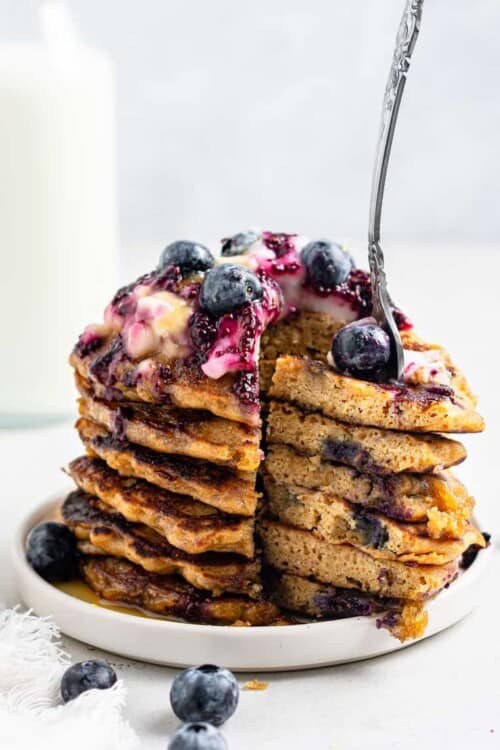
[62,257,486,639]
[257,322,486,640]
[61,372,281,626]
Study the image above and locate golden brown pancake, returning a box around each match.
[68,456,255,557]
[265,444,474,538]
[76,373,261,471]
[264,477,485,563]
[62,490,261,597]
[259,519,458,600]
[77,418,259,516]
[267,400,467,475]
[82,556,279,626]
[270,355,484,434]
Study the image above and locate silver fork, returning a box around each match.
[368,0,425,380]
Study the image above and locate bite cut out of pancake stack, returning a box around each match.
[62,231,486,639]
[258,320,485,639]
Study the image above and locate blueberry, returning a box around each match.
[60,659,117,703]
[159,241,215,276]
[221,230,260,257]
[301,240,354,290]
[200,265,262,317]
[332,320,391,380]
[170,664,239,726]
[27,522,78,582]
[168,723,227,750]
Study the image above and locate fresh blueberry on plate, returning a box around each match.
[61,659,117,703]
[301,240,354,290]
[200,265,263,317]
[168,723,227,750]
[27,522,78,582]
[221,230,260,257]
[159,241,215,276]
[332,319,391,380]
[170,664,239,726]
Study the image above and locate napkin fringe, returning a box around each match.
[0,607,139,749]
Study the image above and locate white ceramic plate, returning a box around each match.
[12,492,491,672]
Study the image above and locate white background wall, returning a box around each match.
[2,0,499,257]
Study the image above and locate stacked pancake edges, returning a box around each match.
[63,231,487,639]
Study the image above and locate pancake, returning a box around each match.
[259,519,458,600]
[68,456,254,557]
[76,373,261,471]
[270,356,484,434]
[267,401,467,475]
[261,310,346,362]
[266,569,427,642]
[82,556,279,626]
[264,478,485,561]
[71,344,260,427]
[77,418,259,516]
[265,444,474,537]
[62,490,261,597]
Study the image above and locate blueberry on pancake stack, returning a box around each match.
[63,231,486,638]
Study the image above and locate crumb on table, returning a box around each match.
[244,679,269,691]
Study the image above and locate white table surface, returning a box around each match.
[1,246,499,749]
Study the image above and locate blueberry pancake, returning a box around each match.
[68,456,255,558]
[62,491,261,598]
[267,401,467,475]
[77,418,259,516]
[266,570,428,642]
[259,519,458,601]
[270,355,484,434]
[82,556,279,626]
[265,444,474,538]
[264,478,485,563]
[76,374,261,471]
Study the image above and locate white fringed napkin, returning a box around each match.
[0,607,139,749]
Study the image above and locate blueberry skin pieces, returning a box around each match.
[168,723,228,750]
[301,240,354,290]
[159,241,215,275]
[170,665,239,727]
[26,522,78,582]
[60,659,117,703]
[200,265,263,317]
[221,230,260,257]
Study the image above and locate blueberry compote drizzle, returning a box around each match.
[73,230,412,407]
[74,328,104,359]
[192,271,282,406]
[262,231,298,258]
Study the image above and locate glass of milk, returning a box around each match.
[0,1,117,426]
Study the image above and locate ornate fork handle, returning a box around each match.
[368,0,424,379]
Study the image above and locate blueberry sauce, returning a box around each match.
[390,382,457,408]
[377,568,394,587]
[376,610,399,630]
[88,337,127,387]
[74,327,105,359]
[110,406,132,442]
[74,230,414,404]
[262,231,298,258]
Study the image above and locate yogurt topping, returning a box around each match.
[74,230,412,388]
[403,349,452,387]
